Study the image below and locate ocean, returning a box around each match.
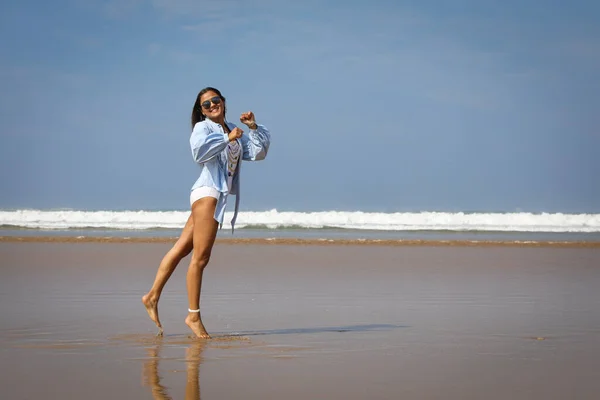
[1,209,599,242]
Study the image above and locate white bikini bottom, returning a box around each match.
[190,186,219,206]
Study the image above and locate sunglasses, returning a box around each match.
[201,96,222,109]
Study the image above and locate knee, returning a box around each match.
[168,245,191,264]
[174,243,193,260]
[171,237,194,259]
[190,251,211,270]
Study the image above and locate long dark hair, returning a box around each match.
[191,87,226,129]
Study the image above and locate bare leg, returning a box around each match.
[143,214,194,335]
[185,197,219,339]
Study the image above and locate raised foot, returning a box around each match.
[142,294,162,331]
[185,315,211,339]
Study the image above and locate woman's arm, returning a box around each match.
[189,121,230,164]
[238,112,271,161]
[240,124,271,161]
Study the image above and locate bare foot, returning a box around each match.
[185,314,211,339]
[142,293,163,336]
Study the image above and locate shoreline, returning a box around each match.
[2,235,599,248]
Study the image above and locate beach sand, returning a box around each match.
[1,240,599,399]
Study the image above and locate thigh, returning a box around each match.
[173,214,194,256]
[190,197,219,258]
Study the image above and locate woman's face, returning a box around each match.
[200,90,224,121]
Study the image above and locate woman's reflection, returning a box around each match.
[143,340,206,400]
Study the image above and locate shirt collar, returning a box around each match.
[204,118,231,129]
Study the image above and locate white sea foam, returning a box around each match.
[1,209,599,233]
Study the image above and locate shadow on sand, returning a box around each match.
[225,323,408,337]
[141,323,406,398]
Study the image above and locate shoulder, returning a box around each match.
[192,120,210,134]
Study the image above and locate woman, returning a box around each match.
[142,87,271,338]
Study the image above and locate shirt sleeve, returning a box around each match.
[240,124,271,161]
[190,121,230,164]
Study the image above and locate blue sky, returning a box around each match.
[1,0,598,213]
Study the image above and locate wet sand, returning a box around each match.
[1,241,599,399]
[2,235,600,247]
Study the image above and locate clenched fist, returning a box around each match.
[228,127,244,142]
[240,112,257,129]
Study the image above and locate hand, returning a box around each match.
[228,127,243,142]
[240,111,257,129]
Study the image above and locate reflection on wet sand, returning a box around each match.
[143,340,206,400]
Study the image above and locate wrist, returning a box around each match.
[248,122,258,130]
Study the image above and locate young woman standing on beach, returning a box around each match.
[142,87,271,338]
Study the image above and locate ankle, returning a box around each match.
[145,290,159,299]
[187,309,200,321]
